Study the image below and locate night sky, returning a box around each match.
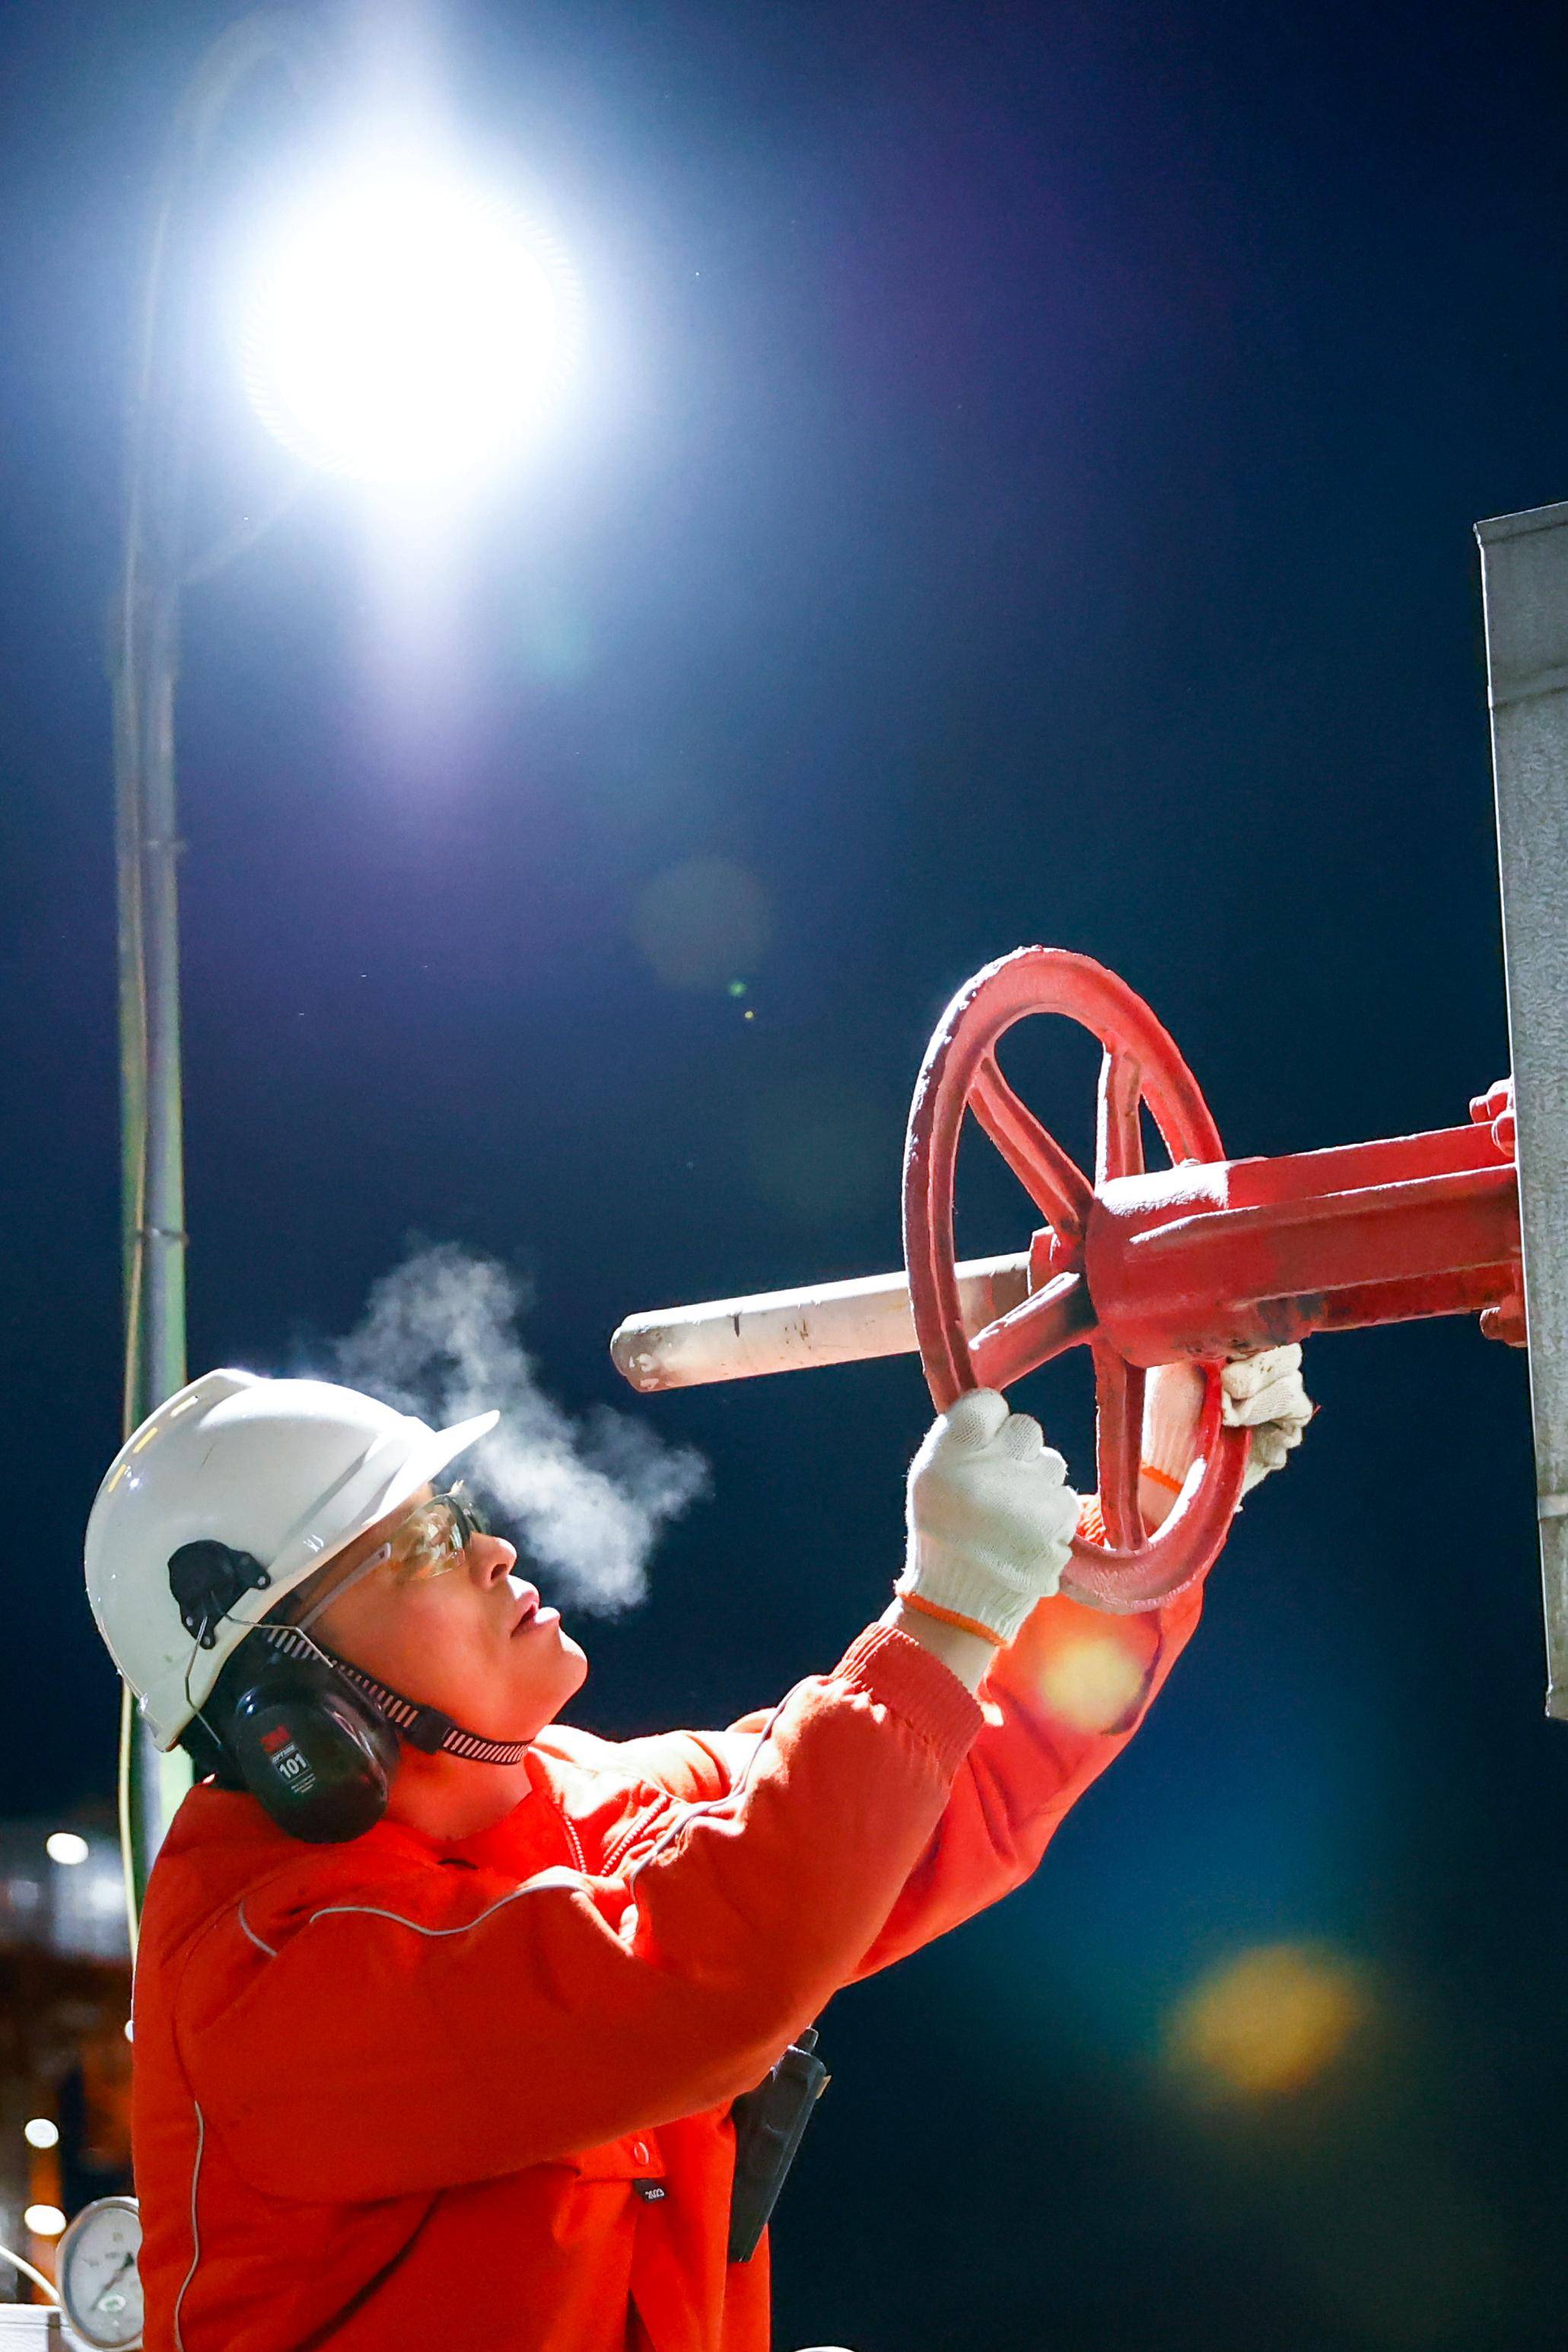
[4,2,1568,2344]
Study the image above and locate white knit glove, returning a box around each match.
[1140,1343,1315,1513]
[898,1389,1083,1646]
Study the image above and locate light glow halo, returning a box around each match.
[237,157,579,485]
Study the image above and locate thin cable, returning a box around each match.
[0,2242,62,2303]
[118,1682,140,1965]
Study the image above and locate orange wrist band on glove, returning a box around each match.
[896,1390,1083,1647]
[1140,1461,1185,1497]
[898,1590,1007,1647]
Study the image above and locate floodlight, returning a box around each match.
[238,153,577,485]
[24,2207,66,2239]
[46,1832,89,1867]
[23,2120,59,2151]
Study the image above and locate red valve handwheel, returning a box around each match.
[902,947,1250,1611]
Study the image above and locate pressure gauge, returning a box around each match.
[56,2198,142,2350]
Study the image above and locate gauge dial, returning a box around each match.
[57,2197,142,2350]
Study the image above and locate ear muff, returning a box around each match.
[216,1644,401,1844]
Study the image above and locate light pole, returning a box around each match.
[113,10,328,1941]
[110,10,577,1930]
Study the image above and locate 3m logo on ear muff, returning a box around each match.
[258,1721,318,1794]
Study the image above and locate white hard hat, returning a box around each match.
[84,1369,498,1749]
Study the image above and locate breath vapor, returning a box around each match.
[316,1243,707,1612]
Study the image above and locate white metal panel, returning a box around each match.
[1477,498,1568,1716]
[0,2312,64,2343]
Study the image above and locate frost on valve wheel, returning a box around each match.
[57,2198,142,2350]
[902,945,1250,1611]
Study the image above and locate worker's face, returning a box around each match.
[300,1486,587,1745]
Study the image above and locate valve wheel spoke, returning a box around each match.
[1093,1345,1145,1548]
[1096,1049,1145,1186]
[971,1270,1096,1390]
[972,1055,1095,1240]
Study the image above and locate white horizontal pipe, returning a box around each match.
[610,1252,1032,1392]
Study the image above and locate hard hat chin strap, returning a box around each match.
[255,1620,531,1766]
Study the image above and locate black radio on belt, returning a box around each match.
[727,2028,831,2264]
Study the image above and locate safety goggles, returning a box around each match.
[295,1483,490,1632]
[380,1484,491,1584]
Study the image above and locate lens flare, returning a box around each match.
[239,154,579,485]
[631,857,772,992]
[1035,1632,1149,1733]
[1165,1942,1369,2098]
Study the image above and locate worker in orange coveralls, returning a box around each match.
[84,1345,1311,2352]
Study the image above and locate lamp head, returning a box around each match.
[237,150,577,487]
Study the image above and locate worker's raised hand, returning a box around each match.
[898,1389,1082,1647]
[1140,1343,1315,1523]
[1223,1345,1315,1492]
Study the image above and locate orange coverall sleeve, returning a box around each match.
[853,1578,1204,1975]
[655,1579,1206,1980]
[173,1626,981,2204]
